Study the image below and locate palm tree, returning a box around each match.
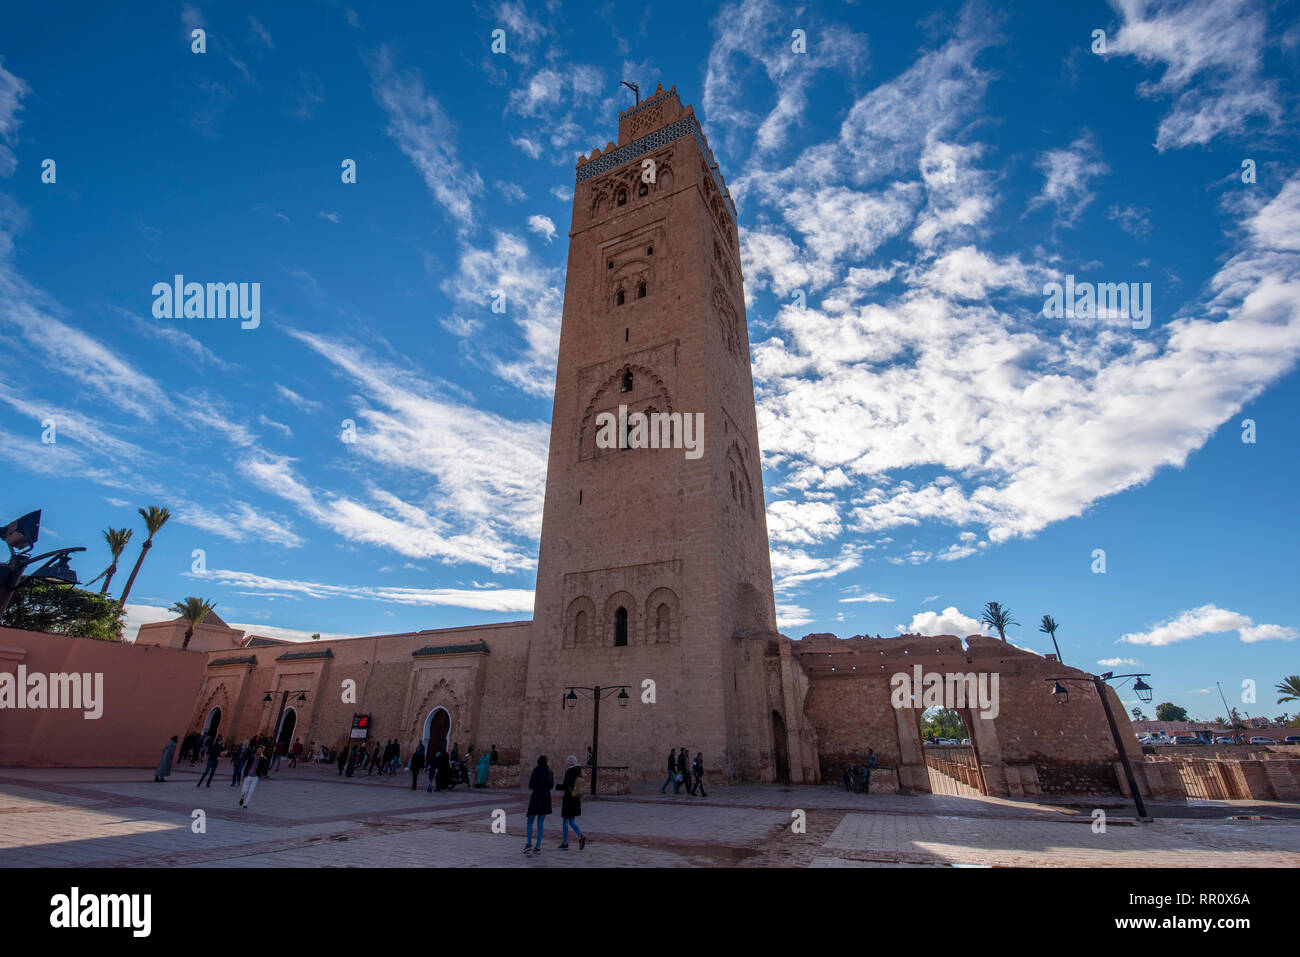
[85,527,133,595]
[1039,614,1063,663]
[117,506,171,608]
[980,601,1018,642]
[170,597,216,650]
[1276,676,1300,705]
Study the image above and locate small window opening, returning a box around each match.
[638,182,648,197]
[647,245,654,255]
[636,282,646,299]
[607,260,614,270]
[617,190,627,207]
[624,328,629,342]
[614,607,628,646]
[621,370,633,392]
[616,289,625,306]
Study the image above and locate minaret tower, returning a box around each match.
[521,85,784,782]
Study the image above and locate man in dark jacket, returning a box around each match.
[661,749,677,793]
[677,747,690,795]
[197,735,223,788]
[409,743,426,790]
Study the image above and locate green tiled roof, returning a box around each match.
[276,648,335,661]
[412,640,490,657]
[209,655,256,666]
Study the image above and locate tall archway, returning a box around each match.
[203,706,222,738]
[276,707,297,753]
[423,707,452,756]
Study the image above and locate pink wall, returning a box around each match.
[0,626,207,768]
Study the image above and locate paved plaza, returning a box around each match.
[1,763,1298,868]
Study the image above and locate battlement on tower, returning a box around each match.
[574,82,735,220]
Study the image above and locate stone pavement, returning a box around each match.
[1,764,1297,867]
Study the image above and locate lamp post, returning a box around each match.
[262,689,309,765]
[1048,671,1153,821]
[562,684,631,796]
[0,510,86,619]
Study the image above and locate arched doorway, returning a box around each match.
[422,707,451,756]
[771,710,790,783]
[276,707,297,753]
[204,706,222,738]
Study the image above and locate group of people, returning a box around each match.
[659,747,708,797]
[523,754,586,854]
[841,749,877,793]
[154,732,281,808]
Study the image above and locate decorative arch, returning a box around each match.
[603,591,638,647]
[422,706,452,755]
[726,440,755,517]
[195,683,232,737]
[564,596,598,649]
[644,587,680,644]
[411,680,459,747]
[712,284,742,357]
[578,363,673,460]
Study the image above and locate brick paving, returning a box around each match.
[0,764,1297,867]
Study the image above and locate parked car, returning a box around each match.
[1172,735,1205,745]
[1285,736,1300,745]
[1248,736,1278,745]
[960,738,971,746]
[1213,736,1236,744]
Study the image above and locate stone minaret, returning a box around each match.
[521,85,794,783]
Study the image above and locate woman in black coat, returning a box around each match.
[555,754,586,850]
[523,755,553,855]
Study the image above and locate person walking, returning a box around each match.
[524,755,554,855]
[426,750,439,793]
[229,740,247,787]
[434,749,452,792]
[476,749,491,788]
[239,746,269,808]
[389,740,401,775]
[676,746,690,795]
[692,752,708,798]
[337,746,348,776]
[345,745,359,777]
[489,744,498,765]
[290,738,302,768]
[155,735,178,782]
[368,742,382,775]
[409,742,426,790]
[556,755,586,850]
[661,748,677,793]
[272,739,284,772]
[197,735,223,788]
[864,749,877,793]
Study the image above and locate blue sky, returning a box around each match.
[1,0,1297,722]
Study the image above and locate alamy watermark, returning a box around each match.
[1042,274,1150,330]
[889,665,1000,719]
[152,274,260,329]
[595,405,704,460]
[0,667,103,719]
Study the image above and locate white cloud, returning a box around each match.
[1028,132,1108,227]
[527,214,557,242]
[776,603,815,630]
[839,592,894,604]
[1109,0,1284,151]
[1098,657,1141,667]
[189,567,535,613]
[765,499,841,545]
[898,606,983,637]
[1119,604,1297,646]
[369,48,484,230]
[0,60,29,177]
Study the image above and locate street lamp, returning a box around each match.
[562,683,631,797]
[262,689,310,764]
[0,510,86,619]
[1047,672,1154,821]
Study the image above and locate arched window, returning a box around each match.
[621,369,633,392]
[636,282,646,299]
[647,245,654,255]
[616,289,625,306]
[614,607,628,646]
[638,182,648,197]
[617,189,627,207]
[574,610,588,646]
[656,603,670,643]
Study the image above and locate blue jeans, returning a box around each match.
[562,817,583,842]
[526,815,546,844]
[661,772,676,792]
[231,763,243,786]
[197,759,218,786]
